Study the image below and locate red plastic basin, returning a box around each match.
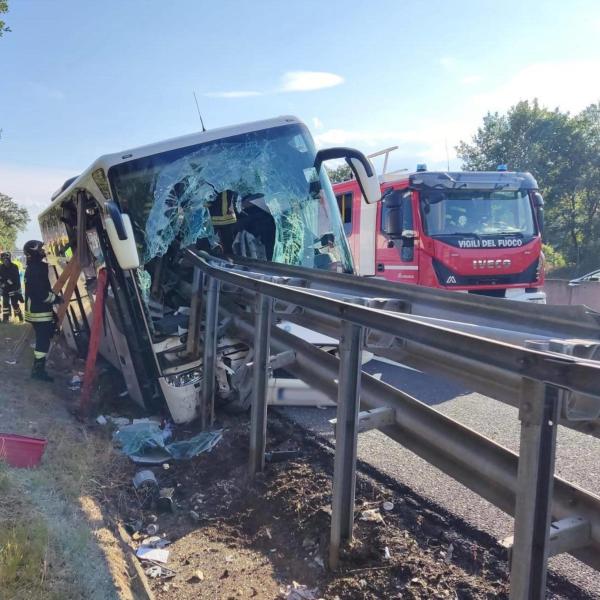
[0,434,47,468]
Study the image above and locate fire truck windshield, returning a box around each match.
[421,189,536,237]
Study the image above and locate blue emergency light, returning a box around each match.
[416,163,427,172]
[497,164,508,171]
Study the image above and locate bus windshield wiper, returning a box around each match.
[494,230,523,236]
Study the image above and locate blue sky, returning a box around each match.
[1,0,600,245]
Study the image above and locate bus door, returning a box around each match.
[335,183,363,273]
[377,188,419,283]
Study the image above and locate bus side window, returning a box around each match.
[335,192,353,235]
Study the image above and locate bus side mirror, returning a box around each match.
[315,147,381,204]
[104,201,140,270]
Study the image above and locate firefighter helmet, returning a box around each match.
[23,240,46,260]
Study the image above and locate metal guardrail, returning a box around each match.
[218,257,600,437]
[185,250,600,600]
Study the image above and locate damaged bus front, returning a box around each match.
[40,116,379,422]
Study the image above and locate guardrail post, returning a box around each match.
[201,276,220,430]
[186,267,204,358]
[249,294,273,476]
[329,320,364,570]
[510,379,560,600]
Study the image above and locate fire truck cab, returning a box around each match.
[334,167,546,302]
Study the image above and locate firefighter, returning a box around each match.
[23,240,62,382]
[208,189,238,253]
[0,251,23,323]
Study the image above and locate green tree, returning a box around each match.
[0,1,10,37]
[456,100,600,273]
[326,163,352,183]
[0,193,29,250]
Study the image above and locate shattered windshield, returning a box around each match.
[108,123,353,274]
[420,189,536,236]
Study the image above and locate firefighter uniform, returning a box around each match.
[0,255,23,323]
[24,240,59,381]
[208,190,238,252]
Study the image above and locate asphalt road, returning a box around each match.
[281,358,600,597]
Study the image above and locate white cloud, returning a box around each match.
[205,70,344,98]
[470,59,600,115]
[0,163,78,247]
[312,116,324,130]
[280,71,344,92]
[204,90,262,98]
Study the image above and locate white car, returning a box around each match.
[569,268,600,286]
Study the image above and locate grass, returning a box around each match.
[0,518,63,600]
[0,462,10,494]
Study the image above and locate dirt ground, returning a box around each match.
[0,322,593,599]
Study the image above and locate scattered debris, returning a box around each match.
[132,469,159,508]
[188,570,204,583]
[383,546,391,560]
[144,564,176,579]
[146,523,159,535]
[140,536,170,549]
[96,415,108,425]
[280,581,319,600]
[113,422,222,463]
[136,546,170,563]
[125,519,143,535]
[189,510,200,523]
[4,359,17,365]
[382,501,394,512]
[359,508,385,524]
[145,565,163,579]
[68,374,82,391]
[157,487,176,512]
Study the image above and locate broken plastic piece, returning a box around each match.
[359,508,385,524]
[113,422,222,463]
[136,546,170,563]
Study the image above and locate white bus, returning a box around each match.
[39,116,379,422]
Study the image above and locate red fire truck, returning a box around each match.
[333,165,546,302]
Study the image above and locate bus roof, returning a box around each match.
[42,115,303,218]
